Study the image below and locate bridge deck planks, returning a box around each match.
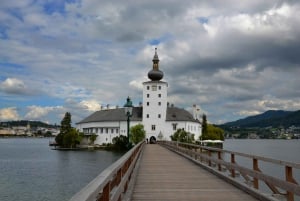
[131,144,259,201]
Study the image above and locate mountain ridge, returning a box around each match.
[221,110,300,128]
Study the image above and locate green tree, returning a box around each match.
[60,112,71,135]
[201,124,225,141]
[202,114,208,137]
[130,124,146,144]
[89,134,97,145]
[55,112,82,148]
[112,135,129,151]
[170,128,194,143]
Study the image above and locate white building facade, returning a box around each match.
[76,49,202,145]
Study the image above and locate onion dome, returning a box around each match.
[148,48,164,81]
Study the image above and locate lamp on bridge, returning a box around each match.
[124,96,133,146]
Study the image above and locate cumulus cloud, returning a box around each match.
[0,78,27,94]
[1,1,300,124]
[25,105,63,120]
[78,100,101,111]
[0,107,20,121]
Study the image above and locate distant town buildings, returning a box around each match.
[0,121,60,137]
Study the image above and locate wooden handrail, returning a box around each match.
[159,141,300,201]
[69,141,145,201]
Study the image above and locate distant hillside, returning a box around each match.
[0,120,58,128]
[222,110,300,128]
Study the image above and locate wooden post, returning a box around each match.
[231,153,235,177]
[218,151,222,171]
[253,158,259,189]
[99,182,110,201]
[200,147,203,163]
[208,150,211,167]
[285,166,294,201]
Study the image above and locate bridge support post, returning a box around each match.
[253,158,259,189]
[218,151,222,171]
[99,182,110,201]
[208,150,212,167]
[285,166,295,201]
[230,154,235,177]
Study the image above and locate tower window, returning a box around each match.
[152,85,157,91]
[151,125,156,131]
[158,94,161,98]
[158,114,161,118]
[147,102,149,106]
[158,102,161,106]
[147,94,150,98]
[147,86,150,90]
[158,86,161,90]
[146,114,149,118]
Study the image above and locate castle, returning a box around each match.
[76,49,202,144]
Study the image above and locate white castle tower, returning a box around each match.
[142,48,168,141]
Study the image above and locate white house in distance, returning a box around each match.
[76,49,202,145]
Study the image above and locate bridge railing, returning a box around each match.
[69,141,145,201]
[159,141,300,201]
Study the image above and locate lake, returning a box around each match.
[0,138,299,201]
[0,138,123,201]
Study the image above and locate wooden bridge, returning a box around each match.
[70,141,300,201]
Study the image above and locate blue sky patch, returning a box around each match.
[197,17,209,24]
[0,26,8,39]
[43,0,78,15]
[7,8,23,22]
[43,1,66,15]
[149,39,160,45]
[148,33,173,46]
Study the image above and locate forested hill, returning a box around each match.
[222,110,300,128]
[0,120,58,128]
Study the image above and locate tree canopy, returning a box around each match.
[55,112,83,148]
[130,124,146,144]
[201,124,225,141]
[170,128,194,143]
[112,135,129,151]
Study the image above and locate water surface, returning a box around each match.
[0,138,123,201]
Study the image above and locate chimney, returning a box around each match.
[193,104,201,120]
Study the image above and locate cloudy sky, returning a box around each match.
[1,0,300,125]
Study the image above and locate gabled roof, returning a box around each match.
[76,106,200,124]
[166,107,200,123]
[77,107,143,124]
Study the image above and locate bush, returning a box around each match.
[170,129,194,143]
[112,135,130,151]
